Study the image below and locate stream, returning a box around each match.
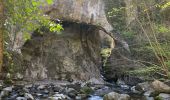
[0,80,144,100]
[87,82,143,100]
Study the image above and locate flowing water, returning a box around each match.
[88,82,144,100]
[88,96,103,100]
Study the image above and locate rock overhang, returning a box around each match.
[43,0,113,32]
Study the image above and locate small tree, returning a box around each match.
[2,0,63,74]
[4,0,63,46]
[0,0,4,72]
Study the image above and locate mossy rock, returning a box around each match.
[80,86,94,95]
[155,96,163,100]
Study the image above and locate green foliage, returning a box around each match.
[107,7,126,31]
[155,24,170,33]
[49,22,64,33]
[100,48,112,67]
[166,61,170,70]
[23,33,31,41]
[106,0,170,80]
[155,96,163,100]
[100,48,112,58]
[3,51,14,73]
[80,86,94,95]
[161,2,170,9]
[128,66,161,76]
[131,45,157,62]
[4,0,63,41]
[46,0,53,5]
[122,31,135,38]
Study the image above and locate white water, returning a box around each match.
[88,96,103,100]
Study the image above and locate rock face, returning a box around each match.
[102,44,143,83]
[45,0,113,31]
[21,23,105,81]
[5,0,115,82]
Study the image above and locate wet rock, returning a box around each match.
[87,78,104,85]
[75,94,88,100]
[23,87,29,93]
[37,85,46,90]
[144,91,152,97]
[18,90,26,97]
[3,86,13,92]
[53,85,63,92]
[120,84,130,90]
[157,93,170,100]
[68,81,82,91]
[25,84,33,89]
[164,80,170,86]
[143,91,154,100]
[15,73,24,80]
[0,91,9,98]
[103,92,130,100]
[43,89,49,94]
[144,97,154,100]
[117,79,126,86]
[16,97,27,100]
[131,86,141,94]
[65,88,77,98]
[116,80,131,90]
[0,84,3,91]
[9,94,18,99]
[135,82,152,93]
[36,93,43,97]
[152,80,170,93]
[24,93,34,100]
[51,93,68,100]
[80,86,94,95]
[95,86,112,96]
[0,86,13,98]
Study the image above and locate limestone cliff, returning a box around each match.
[9,0,114,82]
[45,0,113,31]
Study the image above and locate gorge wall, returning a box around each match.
[6,0,115,82]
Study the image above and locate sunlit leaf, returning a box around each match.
[161,2,170,9]
[23,33,31,41]
[46,0,53,5]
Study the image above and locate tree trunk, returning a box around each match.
[0,0,4,72]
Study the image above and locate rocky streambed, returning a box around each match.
[1,79,170,100]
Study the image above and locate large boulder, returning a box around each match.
[151,80,170,94]
[158,93,170,100]
[20,23,104,82]
[103,92,130,100]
